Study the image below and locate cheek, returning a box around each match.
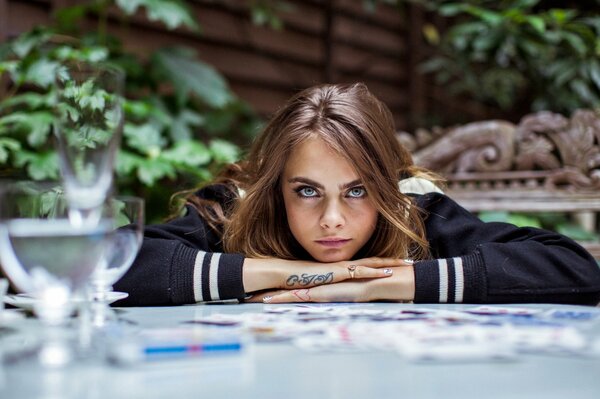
[356,203,378,235]
[283,194,311,239]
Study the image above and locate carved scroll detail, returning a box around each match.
[398,109,600,190]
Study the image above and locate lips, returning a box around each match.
[315,238,351,248]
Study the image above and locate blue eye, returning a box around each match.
[347,187,366,198]
[296,186,318,198]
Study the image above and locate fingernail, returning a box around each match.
[383,268,393,275]
[262,296,272,303]
[403,259,414,265]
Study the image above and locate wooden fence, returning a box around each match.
[0,0,502,131]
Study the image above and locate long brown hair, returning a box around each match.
[189,83,435,260]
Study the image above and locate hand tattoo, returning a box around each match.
[291,289,311,301]
[286,272,333,287]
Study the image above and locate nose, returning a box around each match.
[320,198,345,229]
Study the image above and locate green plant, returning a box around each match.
[479,211,600,242]
[0,0,262,222]
[420,0,600,114]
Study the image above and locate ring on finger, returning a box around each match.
[347,265,357,279]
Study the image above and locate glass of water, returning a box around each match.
[0,182,113,366]
[53,61,124,227]
[87,196,144,326]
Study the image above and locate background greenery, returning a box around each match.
[0,0,264,222]
[418,0,600,115]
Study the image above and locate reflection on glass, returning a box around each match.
[53,61,124,227]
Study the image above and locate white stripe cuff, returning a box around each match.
[453,257,464,303]
[209,253,221,301]
[438,259,448,303]
[193,251,207,302]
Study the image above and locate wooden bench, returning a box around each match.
[397,109,600,259]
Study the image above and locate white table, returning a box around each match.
[2,303,600,399]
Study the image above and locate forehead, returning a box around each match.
[283,137,359,181]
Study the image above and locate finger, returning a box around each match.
[245,290,287,303]
[338,265,393,281]
[353,257,414,268]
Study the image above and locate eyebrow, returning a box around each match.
[287,177,362,190]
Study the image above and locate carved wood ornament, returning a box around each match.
[398,109,600,193]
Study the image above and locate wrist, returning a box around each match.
[242,258,289,293]
[366,265,415,302]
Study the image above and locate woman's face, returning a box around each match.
[282,137,378,262]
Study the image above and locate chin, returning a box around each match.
[310,250,353,263]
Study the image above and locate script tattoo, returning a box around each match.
[286,272,334,287]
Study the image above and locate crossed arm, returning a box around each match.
[242,257,416,303]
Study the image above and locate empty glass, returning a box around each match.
[87,196,144,327]
[53,61,124,227]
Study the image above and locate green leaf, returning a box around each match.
[0,92,53,111]
[0,60,18,75]
[0,137,20,163]
[0,111,54,147]
[14,150,59,180]
[209,139,239,163]
[169,109,204,141]
[11,30,52,58]
[464,6,503,26]
[24,59,60,88]
[136,157,176,185]
[26,112,54,147]
[152,47,233,108]
[116,149,143,176]
[53,5,89,30]
[439,4,467,17]
[507,214,542,228]
[124,99,154,119]
[570,79,596,103]
[560,31,587,56]
[124,122,166,155]
[162,140,211,167]
[115,0,199,31]
[589,59,600,90]
[526,16,546,34]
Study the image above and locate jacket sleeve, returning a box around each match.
[113,190,246,306]
[412,192,600,305]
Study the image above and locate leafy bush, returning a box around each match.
[420,0,600,114]
[0,0,261,222]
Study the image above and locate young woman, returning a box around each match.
[114,83,600,306]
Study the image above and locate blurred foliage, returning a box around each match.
[479,211,600,242]
[417,0,600,114]
[0,0,263,222]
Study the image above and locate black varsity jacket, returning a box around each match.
[113,183,600,306]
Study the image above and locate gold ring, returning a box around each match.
[348,265,357,279]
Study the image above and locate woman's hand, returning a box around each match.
[243,257,411,293]
[244,263,415,303]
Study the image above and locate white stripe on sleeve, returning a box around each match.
[438,259,448,303]
[209,253,221,301]
[453,257,464,303]
[193,251,207,302]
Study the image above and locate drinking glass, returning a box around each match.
[53,61,124,227]
[0,182,114,367]
[87,196,144,327]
